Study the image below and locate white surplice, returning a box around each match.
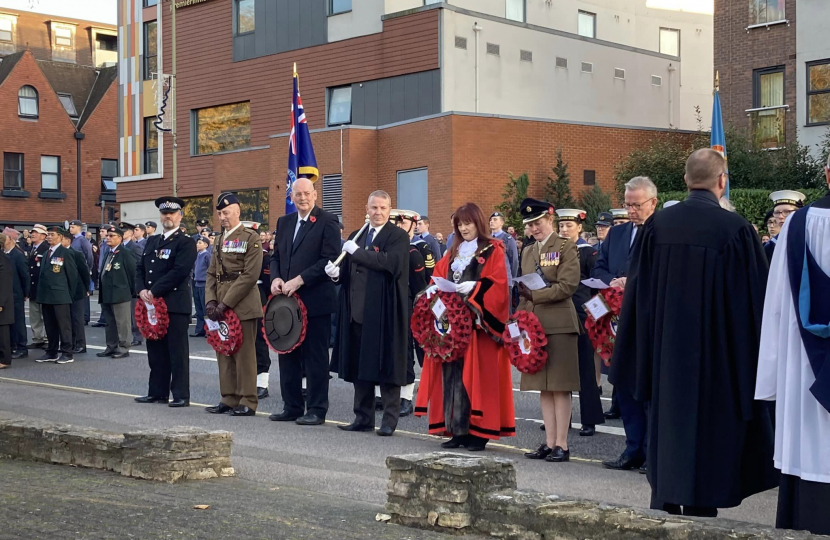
[756,207,830,483]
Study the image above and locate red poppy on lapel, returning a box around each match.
[477,257,486,265]
[310,216,317,223]
[374,247,379,252]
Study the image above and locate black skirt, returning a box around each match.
[776,473,830,535]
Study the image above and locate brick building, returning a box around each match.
[0,9,119,231]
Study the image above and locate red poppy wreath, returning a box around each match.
[583,287,624,366]
[411,291,473,363]
[135,298,170,341]
[501,310,548,374]
[206,308,244,356]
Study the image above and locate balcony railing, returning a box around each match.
[746,105,788,150]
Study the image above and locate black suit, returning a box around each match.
[269,206,341,418]
[0,251,13,365]
[37,245,78,357]
[27,242,49,345]
[7,247,29,353]
[123,239,145,343]
[67,247,91,350]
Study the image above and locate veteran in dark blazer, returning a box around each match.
[35,227,79,364]
[97,226,136,359]
[3,229,29,360]
[0,237,15,368]
[27,225,50,348]
[60,231,91,355]
[121,222,145,346]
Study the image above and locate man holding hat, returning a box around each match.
[35,226,79,364]
[204,192,263,417]
[135,196,197,407]
[595,212,613,249]
[26,224,50,349]
[60,229,92,354]
[97,226,136,359]
[764,190,806,262]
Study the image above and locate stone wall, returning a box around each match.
[385,453,821,540]
[0,418,234,483]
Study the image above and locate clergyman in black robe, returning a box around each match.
[610,148,778,516]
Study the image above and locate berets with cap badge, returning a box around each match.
[595,212,613,227]
[145,221,157,229]
[217,192,240,210]
[68,219,83,227]
[520,198,555,224]
[490,211,505,219]
[135,223,146,231]
[556,208,587,222]
[109,226,125,237]
[48,226,70,237]
[154,196,186,213]
[769,190,806,208]
[196,219,210,227]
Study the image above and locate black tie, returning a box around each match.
[293,220,306,246]
[365,228,375,249]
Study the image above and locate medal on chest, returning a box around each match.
[51,257,64,273]
[222,239,247,253]
[157,249,172,260]
[541,252,560,267]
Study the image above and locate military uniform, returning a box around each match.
[27,235,50,347]
[99,236,137,356]
[36,229,79,362]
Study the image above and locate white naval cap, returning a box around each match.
[769,190,806,208]
[555,208,587,222]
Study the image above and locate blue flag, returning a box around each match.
[711,89,729,199]
[286,66,319,214]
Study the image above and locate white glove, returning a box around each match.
[342,240,359,255]
[456,281,476,295]
[424,284,439,299]
[325,261,340,280]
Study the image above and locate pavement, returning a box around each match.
[0,301,778,528]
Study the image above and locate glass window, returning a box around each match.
[194,102,251,155]
[397,168,428,218]
[144,0,159,6]
[749,0,785,25]
[144,21,157,80]
[181,195,214,234]
[144,117,159,174]
[237,0,255,34]
[101,159,118,191]
[331,0,352,15]
[232,189,269,224]
[659,28,679,57]
[3,153,23,190]
[754,67,784,108]
[807,60,830,126]
[18,85,38,117]
[506,0,525,22]
[328,86,352,126]
[58,93,77,117]
[0,18,12,42]
[55,27,72,47]
[424,0,441,4]
[578,11,596,39]
[41,156,60,191]
[96,34,117,51]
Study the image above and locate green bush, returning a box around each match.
[544,149,577,209]
[495,172,530,232]
[578,184,614,233]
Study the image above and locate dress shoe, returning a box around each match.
[131,340,142,347]
[189,332,206,338]
[295,414,325,426]
[539,423,546,430]
[598,386,603,396]
[376,426,395,437]
[56,355,74,364]
[135,395,168,404]
[73,346,86,354]
[639,464,647,474]
[231,406,256,416]
[269,411,301,422]
[546,446,570,462]
[579,425,596,437]
[374,397,383,411]
[441,435,468,449]
[524,444,553,460]
[602,454,645,471]
[36,353,58,362]
[338,422,374,432]
[257,387,269,399]
[96,349,117,357]
[399,398,413,417]
[169,399,190,408]
[205,403,234,414]
[465,435,488,452]
[91,321,107,328]
[27,342,47,349]
[12,350,28,359]
[112,350,130,358]
[603,409,621,420]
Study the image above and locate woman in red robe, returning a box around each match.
[414,203,515,451]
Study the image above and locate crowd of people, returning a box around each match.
[0,151,827,535]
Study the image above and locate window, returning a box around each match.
[322,175,342,219]
[144,117,159,173]
[749,0,785,26]
[520,50,532,62]
[101,159,118,192]
[0,18,12,42]
[807,60,830,126]
[193,102,251,155]
[486,43,500,56]
[96,34,117,51]
[754,66,784,108]
[3,153,23,190]
[652,75,663,86]
[41,156,60,191]
[455,36,467,49]
[55,27,72,47]
[583,170,596,186]
[659,28,679,57]
[581,62,593,74]
[143,21,157,80]
[614,68,626,80]
[506,0,525,23]
[231,189,269,224]
[752,67,786,149]
[57,93,77,117]
[144,0,159,6]
[397,168,428,218]
[424,0,441,4]
[18,86,38,118]
[578,11,596,39]
[237,0,255,34]
[330,0,351,15]
[555,57,568,69]
[327,87,352,126]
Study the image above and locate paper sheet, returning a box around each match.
[432,277,459,293]
[512,273,547,290]
[432,298,447,320]
[584,294,611,321]
[580,278,610,290]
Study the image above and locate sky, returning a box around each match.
[0,0,117,25]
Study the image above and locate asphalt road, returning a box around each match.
[0,302,778,526]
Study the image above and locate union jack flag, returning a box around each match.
[286,64,319,214]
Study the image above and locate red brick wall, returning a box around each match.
[78,81,121,224]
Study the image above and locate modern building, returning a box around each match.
[116,0,706,234]
[0,9,119,231]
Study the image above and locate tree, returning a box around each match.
[544,149,576,209]
[496,172,530,232]
[577,185,613,232]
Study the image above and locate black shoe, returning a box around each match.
[189,332,206,338]
[35,353,58,362]
[112,350,130,359]
[91,322,107,328]
[131,340,142,347]
[257,387,269,399]
[465,435,488,452]
[73,346,86,354]
[169,399,189,408]
[205,403,234,414]
[27,342,47,349]
[399,399,413,417]
[602,454,645,471]
[376,426,395,437]
[231,406,256,416]
[525,444,553,460]
[56,355,74,364]
[11,350,28,359]
[96,349,117,357]
[338,422,374,432]
[269,411,301,422]
[539,423,546,430]
[639,464,647,474]
[374,397,383,411]
[598,386,603,396]
[546,446,570,462]
[441,435,468,449]
[603,409,621,420]
[579,425,596,437]
[135,395,168,404]
[295,414,325,426]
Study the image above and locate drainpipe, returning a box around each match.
[74,131,85,220]
[667,63,676,128]
[171,0,178,197]
[473,22,482,113]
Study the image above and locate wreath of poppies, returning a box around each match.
[411,291,474,363]
[261,293,308,354]
[583,287,624,366]
[134,298,170,341]
[206,308,244,356]
[501,310,548,374]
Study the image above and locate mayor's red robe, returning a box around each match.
[415,239,515,440]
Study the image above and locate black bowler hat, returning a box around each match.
[263,295,306,353]
[155,196,185,213]
[216,192,240,210]
[519,198,554,224]
[145,221,157,229]
[596,212,613,227]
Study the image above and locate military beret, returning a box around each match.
[109,227,124,237]
[216,192,240,210]
[68,220,83,227]
[48,226,70,237]
[135,223,146,231]
[145,221,157,228]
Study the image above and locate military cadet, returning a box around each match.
[35,227,79,364]
[145,221,158,237]
[205,193,264,417]
[764,190,806,262]
[120,222,144,347]
[59,229,92,355]
[97,226,136,359]
[134,223,148,250]
[595,212,613,249]
[135,197,198,407]
[610,208,630,226]
[26,224,50,349]
[194,219,210,241]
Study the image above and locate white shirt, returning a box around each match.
[364,225,383,246]
[223,222,243,241]
[48,245,59,258]
[293,211,311,242]
[163,228,178,240]
[630,224,639,247]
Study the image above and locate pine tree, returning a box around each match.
[496,172,530,232]
[544,149,576,209]
[578,184,613,232]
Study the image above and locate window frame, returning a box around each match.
[144,0,159,7]
[505,0,526,23]
[143,21,157,81]
[3,152,24,191]
[17,85,38,118]
[191,102,252,156]
[327,86,353,127]
[0,17,13,43]
[40,155,61,192]
[752,65,785,108]
[748,0,786,27]
[144,117,159,174]
[396,168,429,219]
[659,27,680,57]
[57,93,78,117]
[577,10,596,39]
[101,159,118,192]
[329,0,352,16]
[806,59,830,127]
[236,0,255,35]
[54,26,72,47]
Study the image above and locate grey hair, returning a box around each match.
[624,176,658,198]
[367,190,392,204]
[2,227,19,240]
[719,197,737,212]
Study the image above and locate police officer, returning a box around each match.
[205,193,263,417]
[26,224,50,349]
[59,229,91,354]
[135,197,197,407]
[35,227,79,364]
[97,226,135,359]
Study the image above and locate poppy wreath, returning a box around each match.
[501,310,548,374]
[260,293,308,354]
[206,308,244,356]
[584,287,624,366]
[134,298,170,341]
[410,291,474,363]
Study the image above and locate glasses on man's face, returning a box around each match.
[622,198,655,211]
[773,209,795,218]
[293,191,314,199]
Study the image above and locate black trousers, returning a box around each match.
[350,322,400,429]
[0,325,11,365]
[145,312,190,400]
[777,473,830,535]
[84,295,90,324]
[279,315,329,417]
[42,303,73,356]
[255,318,271,376]
[577,332,604,426]
[11,298,26,351]
[130,298,142,343]
[70,297,86,349]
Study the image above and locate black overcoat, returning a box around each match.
[0,251,14,326]
[35,245,78,305]
[67,247,91,302]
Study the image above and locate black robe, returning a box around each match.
[610,189,778,509]
[332,222,410,386]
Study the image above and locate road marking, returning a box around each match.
[515,416,625,437]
